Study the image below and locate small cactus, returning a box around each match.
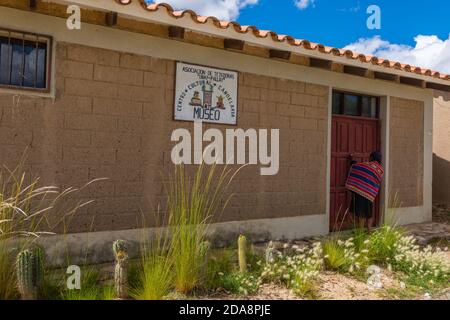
[112,240,128,299]
[16,246,45,300]
[265,241,274,264]
[238,235,247,273]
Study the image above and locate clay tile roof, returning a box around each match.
[114,0,449,82]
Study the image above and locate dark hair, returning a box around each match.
[370,151,382,163]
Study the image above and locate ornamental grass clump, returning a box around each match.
[166,164,238,294]
[322,237,370,274]
[133,251,174,300]
[0,240,16,300]
[367,225,405,263]
[0,159,96,300]
[131,224,174,300]
[260,242,323,297]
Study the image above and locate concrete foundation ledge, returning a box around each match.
[385,206,432,226]
[31,214,328,267]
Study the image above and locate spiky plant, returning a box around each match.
[112,239,128,299]
[238,235,247,273]
[16,246,45,299]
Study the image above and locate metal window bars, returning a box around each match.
[0,28,51,91]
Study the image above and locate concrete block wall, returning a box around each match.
[433,90,450,205]
[0,42,329,233]
[389,97,424,208]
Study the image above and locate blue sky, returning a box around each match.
[151,0,450,73]
[237,0,449,48]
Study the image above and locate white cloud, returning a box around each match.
[294,0,315,10]
[344,35,450,74]
[338,0,361,13]
[152,0,259,20]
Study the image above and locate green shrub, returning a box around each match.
[388,237,449,290]
[260,242,323,298]
[365,224,449,290]
[217,272,261,296]
[245,244,264,274]
[291,270,318,298]
[204,249,234,290]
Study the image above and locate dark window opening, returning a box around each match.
[332,91,379,119]
[0,29,51,91]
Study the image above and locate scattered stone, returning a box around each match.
[404,222,450,246]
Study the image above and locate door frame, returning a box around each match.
[326,88,389,233]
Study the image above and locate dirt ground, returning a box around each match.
[199,206,450,301]
[316,270,399,300]
[202,267,447,300]
[199,265,420,300]
[433,204,450,224]
[104,205,450,301]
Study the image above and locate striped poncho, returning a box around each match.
[345,161,384,202]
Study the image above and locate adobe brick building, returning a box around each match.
[433,91,450,205]
[0,1,449,262]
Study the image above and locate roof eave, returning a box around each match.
[49,0,450,89]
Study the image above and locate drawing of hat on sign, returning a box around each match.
[189,91,202,106]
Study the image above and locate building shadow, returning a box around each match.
[434,90,450,102]
[433,153,450,205]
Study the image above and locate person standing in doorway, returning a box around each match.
[346,151,384,231]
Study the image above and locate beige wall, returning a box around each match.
[433,90,450,205]
[0,5,436,239]
[0,42,329,233]
[389,97,424,208]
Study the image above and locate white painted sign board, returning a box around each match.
[174,62,238,125]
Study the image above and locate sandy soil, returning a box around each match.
[316,270,400,300]
[200,268,407,300]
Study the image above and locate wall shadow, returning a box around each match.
[433,153,450,205]
[434,90,450,102]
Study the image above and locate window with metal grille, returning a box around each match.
[0,29,51,91]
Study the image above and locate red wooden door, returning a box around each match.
[330,115,381,232]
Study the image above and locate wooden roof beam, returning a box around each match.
[224,38,245,51]
[168,26,185,39]
[269,49,291,60]
[105,12,118,26]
